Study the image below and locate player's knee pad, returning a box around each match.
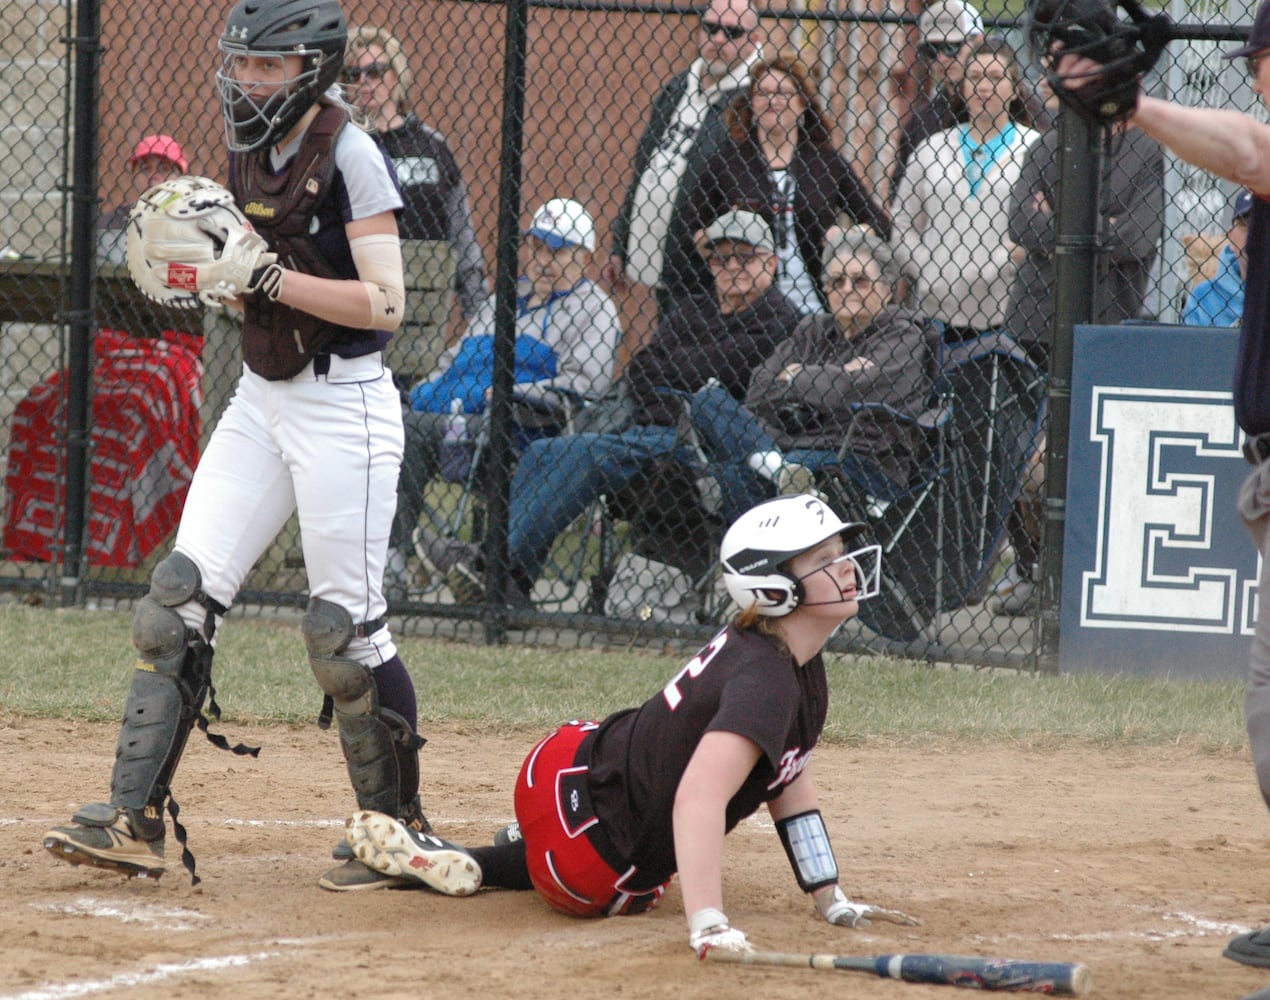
[309,652,422,817]
[302,596,356,659]
[132,552,215,674]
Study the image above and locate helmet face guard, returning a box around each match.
[216,0,347,152]
[216,46,326,152]
[795,542,882,609]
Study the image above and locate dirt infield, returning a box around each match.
[5,717,1270,999]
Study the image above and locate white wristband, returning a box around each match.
[688,907,729,935]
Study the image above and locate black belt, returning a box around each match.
[1245,431,1270,466]
[313,353,331,376]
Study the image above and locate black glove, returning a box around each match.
[1026,0,1171,124]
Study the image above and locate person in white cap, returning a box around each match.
[602,0,764,317]
[384,197,621,600]
[887,0,984,203]
[97,134,190,265]
[414,209,802,605]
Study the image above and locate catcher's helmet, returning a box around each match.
[720,494,874,617]
[216,0,347,152]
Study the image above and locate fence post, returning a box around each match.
[1039,110,1102,672]
[483,0,531,643]
[61,0,103,604]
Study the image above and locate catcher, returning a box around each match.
[341,495,919,957]
[43,0,437,892]
[1032,0,1270,969]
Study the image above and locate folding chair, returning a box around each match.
[818,330,1047,642]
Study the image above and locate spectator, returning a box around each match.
[345,25,487,380]
[892,35,1041,341]
[603,0,764,316]
[1005,118,1164,364]
[672,51,890,316]
[98,134,189,265]
[993,110,1164,616]
[414,209,800,605]
[1183,188,1251,327]
[384,198,621,599]
[742,226,937,495]
[886,0,983,205]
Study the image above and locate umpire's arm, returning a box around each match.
[1059,53,1270,190]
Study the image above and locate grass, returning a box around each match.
[1,604,1246,752]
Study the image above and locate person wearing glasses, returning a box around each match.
[672,52,890,318]
[414,210,801,606]
[603,0,763,318]
[345,25,487,380]
[386,198,621,602]
[886,0,984,204]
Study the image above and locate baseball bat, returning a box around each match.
[705,949,1092,995]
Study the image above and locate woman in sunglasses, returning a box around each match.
[344,25,487,380]
[671,51,890,317]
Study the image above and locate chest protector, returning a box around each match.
[231,104,363,380]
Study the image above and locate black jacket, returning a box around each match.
[669,133,890,309]
[625,285,801,426]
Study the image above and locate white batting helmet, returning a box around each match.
[720,494,873,617]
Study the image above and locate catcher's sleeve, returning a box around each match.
[350,233,405,332]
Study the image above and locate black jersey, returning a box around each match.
[585,624,829,885]
[1236,194,1270,435]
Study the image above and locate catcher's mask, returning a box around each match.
[216,0,347,152]
[720,494,881,617]
[1025,0,1170,122]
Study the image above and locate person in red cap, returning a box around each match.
[97,134,189,265]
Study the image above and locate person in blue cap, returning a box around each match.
[1183,189,1251,327]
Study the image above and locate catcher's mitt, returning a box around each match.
[1026,0,1172,124]
[126,176,278,309]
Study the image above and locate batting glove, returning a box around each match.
[817,886,921,928]
[688,907,753,959]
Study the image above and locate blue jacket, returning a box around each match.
[410,332,556,414]
[1183,245,1245,327]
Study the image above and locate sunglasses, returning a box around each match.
[343,61,390,83]
[918,41,962,60]
[707,248,762,265]
[700,18,748,41]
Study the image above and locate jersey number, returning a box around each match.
[661,630,729,710]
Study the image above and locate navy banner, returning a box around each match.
[1062,324,1255,679]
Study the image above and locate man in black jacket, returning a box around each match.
[602,0,762,315]
[419,211,800,604]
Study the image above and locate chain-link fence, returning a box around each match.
[0,0,1257,668]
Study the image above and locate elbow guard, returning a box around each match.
[776,809,839,893]
[350,233,406,331]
